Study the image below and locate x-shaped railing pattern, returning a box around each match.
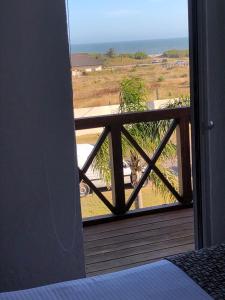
[78,128,115,213]
[76,108,192,216]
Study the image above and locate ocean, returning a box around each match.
[71,37,188,55]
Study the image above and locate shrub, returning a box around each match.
[82,71,89,76]
[119,53,135,59]
[119,77,147,112]
[134,51,148,60]
[157,76,165,82]
[162,49,189,58]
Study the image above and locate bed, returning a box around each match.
[2,244,225,300]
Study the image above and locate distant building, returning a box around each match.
[72,70,82,77]
[152,59,163,64]
[70,53,103,76]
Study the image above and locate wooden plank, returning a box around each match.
[86,243,194,273]
[84,208,193,235]
[108,124,126,213]
[84,208,194,276]
[87,244,194,276]
[85,221,193,249]
[176,118,192,203]
[84,216,193,242]
[87,259,160,277]
[75,107,190,130]
[84,214,193,241]
[85,235,194,265]
[85,227,194,257]
[83,203,193,226]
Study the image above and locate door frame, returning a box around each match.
[188,0,207,249]
[188,0,225,248]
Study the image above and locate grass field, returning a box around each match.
[103,55,153,67]
[72,57,190,108]
[81,185,177,218]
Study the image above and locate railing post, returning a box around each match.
[109,124,126,215]
[176,116,192,204]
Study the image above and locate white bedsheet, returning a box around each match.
[0,260,212,300]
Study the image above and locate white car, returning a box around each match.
[77,144,136,197]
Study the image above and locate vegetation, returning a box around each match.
[162,49,189,58]
[93,77,180,207]
[81,187,172,218]
[160,96,190,109]
[119,53,136,58]
[105,49,148,60]
[134,51,148,60]
[157,75,165,82]
[105,48,117,58]
[119,77,147,112]
[72,57,190,108]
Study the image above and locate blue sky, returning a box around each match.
[67,0,188,44]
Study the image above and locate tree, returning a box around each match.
[106,48,116,58]
[94,77,187,209]
[134,51,148,60]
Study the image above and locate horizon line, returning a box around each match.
[71,36,189,46]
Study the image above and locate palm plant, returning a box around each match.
[93,77,190,208]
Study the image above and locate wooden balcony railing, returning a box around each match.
[75,107,192,224]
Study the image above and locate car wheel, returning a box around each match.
[80,182,90,197]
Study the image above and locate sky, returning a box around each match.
[67,0,188,45]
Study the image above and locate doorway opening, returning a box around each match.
[67,0,194,276]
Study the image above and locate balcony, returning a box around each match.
[75,107,194,275]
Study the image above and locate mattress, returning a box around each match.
[0,260,212,300]
[168,243,225,300]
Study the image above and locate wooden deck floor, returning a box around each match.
[83,208,194,277]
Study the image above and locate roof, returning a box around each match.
[71,53,103,68]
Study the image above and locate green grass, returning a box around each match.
[81,185,177,218]
[162,49,189,58]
